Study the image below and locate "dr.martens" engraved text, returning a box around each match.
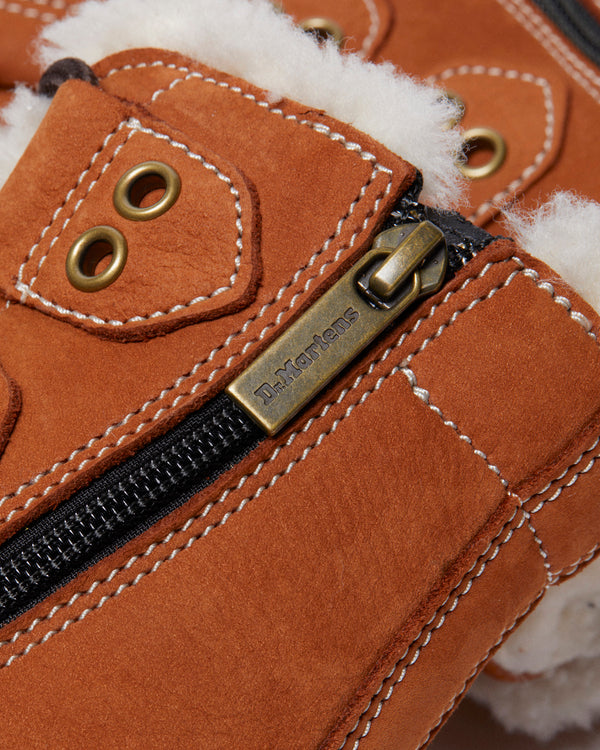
[253,307,359,406]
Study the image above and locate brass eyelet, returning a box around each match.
[443,91,465,130]
[113,160,181,222]
[66,226,128,292]
[459,127,507,180]
[299,17,344,47]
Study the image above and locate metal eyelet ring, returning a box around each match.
[459,127,507,180]
[66,226,128,292]
[113,160,181,222]
[443,91,465,130]
[299,17,344,47]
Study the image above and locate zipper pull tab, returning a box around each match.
[359,222,446,307]
[227,221,447,435]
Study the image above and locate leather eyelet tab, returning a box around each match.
[66,225,128,292]
[113,160,181,221]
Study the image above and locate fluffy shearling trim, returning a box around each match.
[0,87,50,188]
[503,192,600,314]
[0,0,463,205]
[494,556,600,676]
[472,649,600,741]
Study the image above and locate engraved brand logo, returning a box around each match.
[253,307,359,406]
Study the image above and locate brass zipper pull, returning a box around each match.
[226,221,447,435]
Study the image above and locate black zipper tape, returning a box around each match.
[0,394,262,627]
[0,182,494,629]
[532,0,600,69]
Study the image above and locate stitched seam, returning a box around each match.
[0,322,476,663]
[496,0,600,104]
[508,0,600,89]
[524,510,553,583]
[528,439,600,514]
[1,251,595,528]
[2,252,592,668]
[0,257,537,670]
[0,258,521,656]
[0,171,390,526]
[0,0,58,20]
[552,543,600,580]
[16,120,130,289]
[16,119,246,323]
[342,506,527,750]
[427,66,555,220]
[360,0,380,55]
[414,588,546,750]
[0,60,393,516]
[528,435,600,502]
[401,367,508,486]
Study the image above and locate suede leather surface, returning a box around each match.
[0,42,598,750]
[0,51,412,542]
[0,1,77,87]
[0,82,262,338]
[282,0,600,228]
[0,0,598,230]
[280,0,393,58]
[0,225,597,748]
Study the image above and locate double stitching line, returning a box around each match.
[496,0,600,105]
[0,255,522,667]
[427,65,556,221]
[0,253,583,675]
[16,120,246,324]
[414,587,546,750]
[341,506,528,750]
[0,59,393,523]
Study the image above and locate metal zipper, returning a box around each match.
[532,0,600,69]
[0,187,493,629]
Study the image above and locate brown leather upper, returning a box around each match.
[2,0,599,227]
[0,1,599,746]
[0,47,596,749]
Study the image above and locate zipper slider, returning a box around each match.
[226,221,447,435]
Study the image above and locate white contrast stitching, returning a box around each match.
[1,251,594,678]
[521,267,596,339]
[0,316,455,664]
[344,506,527,750]
[360,0,380,56]
[529,436,600,504]
[496,0,600,105]
[16,118,246,324]
[0,0,57,21]
[427,66,555,220]
[0,260,508,656]
[553,543,600,581]
[400,367,508,487]
[0,258,533,662]
[529,447,600,515]
[0,60,393,518]
[415,588,546,750]
[524,510,553,583]
[0,261,520,653]
[17,121,129,289]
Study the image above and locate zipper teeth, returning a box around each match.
[0,183,494,628]
[0,395,262,624]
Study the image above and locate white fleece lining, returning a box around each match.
[0,0,463,205]
[502,192,600,314]
[0,0,599,742]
